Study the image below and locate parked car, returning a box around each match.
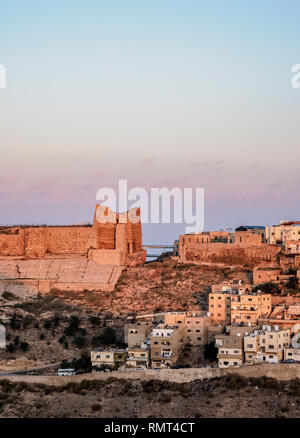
[283,359,295,363]
[58,368,75,376]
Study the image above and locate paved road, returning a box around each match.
[0,362,61,376]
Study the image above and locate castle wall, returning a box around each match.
[0,205,146,273]
[179,237,281,268]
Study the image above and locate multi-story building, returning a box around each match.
[284,336,300,362]
[260,304,300,335]
[127,345,150,368]
[209,292,232,324]
[211,281,252,294]
[164,311,223,346]
[230,292,272,325]
[125,322,152,348]
[244,326,290,364]
[215,333,244,368]
[266,221,300,246]
[91,348,127,369]
[150,324,184,368]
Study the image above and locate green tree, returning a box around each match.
[64,315,80,336]
[203,342,218,361]
[73,336,87,348]
[99,327,116,346]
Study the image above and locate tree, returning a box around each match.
[89,316,101,326]
[99,327,116,346]
[23,315,34,328]
[252,282,280,295]
[203,342,218,361]
[6,343,15,353]
[43,320,51,330]
[60,359,70,369]
[286,276,298,290]
[10,313,21,330]
[14,336,19,346]
[73,336,87,348]
[64,315,81,336]
[20,342,29,352]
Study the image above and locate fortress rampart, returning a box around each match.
[0,205,146,293]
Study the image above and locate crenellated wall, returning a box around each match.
[0,205,146,267]
[179,233,281,268]
[0,205,146,293]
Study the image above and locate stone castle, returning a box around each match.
[178,226,300,269]
[0,205,146,294]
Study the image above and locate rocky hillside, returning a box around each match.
[48,257,251,316]
[0,374,299,418]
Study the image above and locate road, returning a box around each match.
[0,362,61,376]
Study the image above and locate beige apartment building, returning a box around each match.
[244,327,291,364]
[164,311,220,346]
[284,346,300,362]
[150,324,184,368]
[127,347,150,368]
[230,293,272,325]
[91,348,127,369]
[215,333,244,368]
[266,222,300,245]
[209,292,231,324]
[125,321,152,348]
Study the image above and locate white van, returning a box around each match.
[58,368,75,376]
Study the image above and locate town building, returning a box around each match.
[244,326,290,364]
[127,346,150,368]
[91,348,127,369]
[125,321,152,348]
[209,291,231,324]
[150,324,184,368]
[230,292,271,325]
[260,304,300,335]
[215,332,245,368]
[266,221,300,246]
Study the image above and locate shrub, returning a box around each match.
[73,336,87,348]
[10,313,21,330]
[252,282,280,295]
[20,342,29,352]
[23,315,34,328]
[89,316,101,326]
[91,404,102,411]
[2,291,16,301]
[64,315,81,336]
[203,342,218,361]
[43,320,52,330]
[6,343,15,353]
[99,327,116,346]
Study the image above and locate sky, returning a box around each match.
[1,0,300,244]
